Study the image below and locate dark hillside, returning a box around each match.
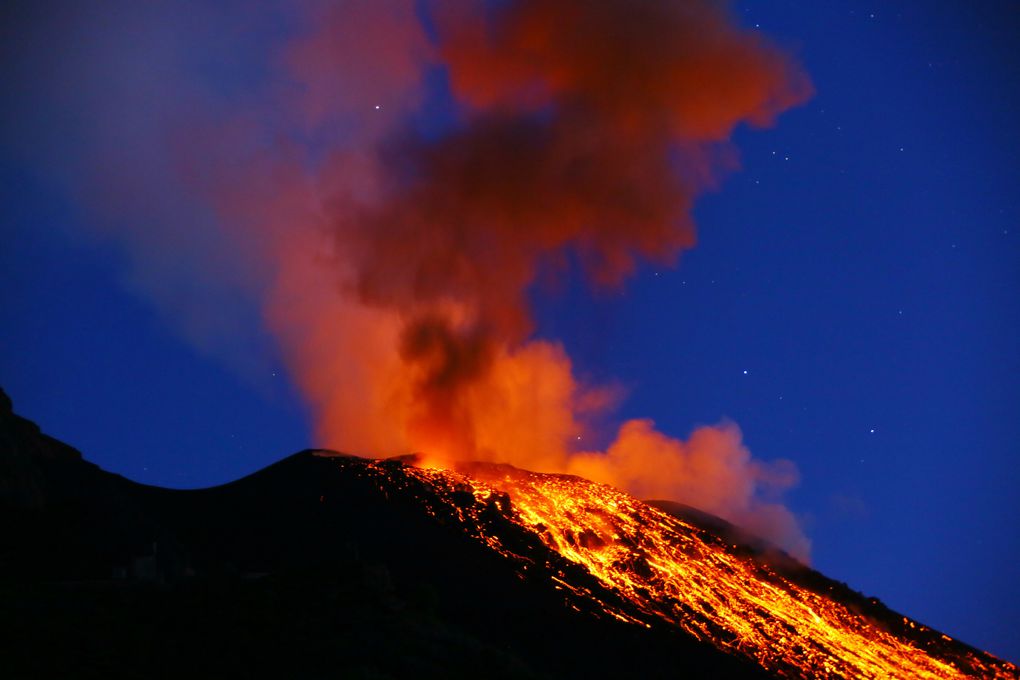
[0,389,766,679]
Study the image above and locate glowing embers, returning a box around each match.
[352,458,1017,680]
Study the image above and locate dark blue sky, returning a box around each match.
[2,1,1018,662]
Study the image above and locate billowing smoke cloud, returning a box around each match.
[2,0,812,558]
[569,420,810,560]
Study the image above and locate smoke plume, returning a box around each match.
[2,0,812,558]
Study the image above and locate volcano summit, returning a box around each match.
[2,390,1015,679]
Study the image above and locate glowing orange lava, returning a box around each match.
[341,456,1017,679]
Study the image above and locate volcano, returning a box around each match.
[1,389,1015,679]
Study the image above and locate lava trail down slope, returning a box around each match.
[339,454,1017,679]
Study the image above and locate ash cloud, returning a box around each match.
[2,0,813,557]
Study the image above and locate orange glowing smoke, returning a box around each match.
[21,1,813,555]
[255,0,813,556]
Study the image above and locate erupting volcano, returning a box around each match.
[2,394,1016,678]
[4,0,1018,676]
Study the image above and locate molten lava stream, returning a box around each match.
[358,459,1017,680]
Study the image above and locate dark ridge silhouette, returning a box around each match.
[2,387,1015,679]
[0,387,767,679]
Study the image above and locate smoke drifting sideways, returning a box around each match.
[1,0,812,559]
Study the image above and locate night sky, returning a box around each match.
[2,1,1018,663]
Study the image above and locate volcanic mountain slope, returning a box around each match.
[1,389,1016,679]
[0,389,768,679]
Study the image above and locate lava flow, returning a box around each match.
[333,455,1017,680]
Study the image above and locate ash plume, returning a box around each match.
[2,0,813,557]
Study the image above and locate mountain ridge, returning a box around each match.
[0,388,768,679]
[1,388,1015,678]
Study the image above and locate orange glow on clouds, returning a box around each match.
[67,0,815,555]
[243,0,814,556]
